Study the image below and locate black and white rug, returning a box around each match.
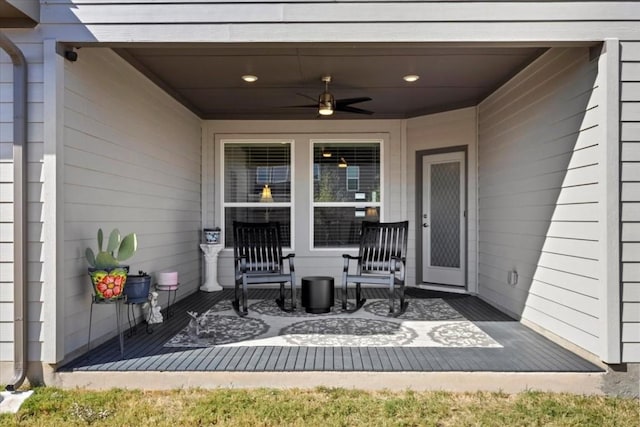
[164,298,502,349]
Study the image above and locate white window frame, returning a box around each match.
[309,139,383,251]
[221,139,295,249]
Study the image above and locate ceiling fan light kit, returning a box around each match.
[318,92,335,116]
[318,76,335,115]
[289,75,373,117]
[403,74,420,82]
[241,74,258,82]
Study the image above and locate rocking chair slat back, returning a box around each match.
[359,221,408,273]
[341,220,409,314]
[232,221,296,315]
[234,221,283,273]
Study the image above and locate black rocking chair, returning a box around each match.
[233,221,296,316]
[342,220,409,315]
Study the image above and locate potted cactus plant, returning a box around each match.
[86,228,137,301]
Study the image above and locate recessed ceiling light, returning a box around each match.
[241,75,258,82]
[403,74,420,82]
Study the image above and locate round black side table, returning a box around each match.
[301,276,335,314]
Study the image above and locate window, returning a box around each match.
[346,166,360,191]
[223,141,292,247]
[312,141,381,248]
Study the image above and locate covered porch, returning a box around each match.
[58,288,602,375]
[11,40,617,389]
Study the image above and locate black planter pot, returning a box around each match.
[123,271,151,304]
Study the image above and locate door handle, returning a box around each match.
[422,223,429,228]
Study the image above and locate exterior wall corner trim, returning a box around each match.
[600,38,622,364]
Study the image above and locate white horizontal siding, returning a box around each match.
[622,222,640,242]
[0,49,13,368]
[621,41,640,363]
[478,47,604,356]
[63,48,201,357]
[40,2,640,24]
[0,38,46,377]
[35,24,640,46]
[28,2,640,43]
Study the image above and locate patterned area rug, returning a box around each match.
[164,298,502,349]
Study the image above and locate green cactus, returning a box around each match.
[86,228,137,269]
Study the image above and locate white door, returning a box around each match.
[422,152,466,288]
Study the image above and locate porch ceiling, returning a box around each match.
[114,44,546,120]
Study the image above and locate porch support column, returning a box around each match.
[599,38,621,364]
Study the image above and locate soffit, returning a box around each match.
[115,44,546,120]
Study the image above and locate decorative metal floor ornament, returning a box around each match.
[164,298,502,349]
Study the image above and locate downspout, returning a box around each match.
[0,31,28,391]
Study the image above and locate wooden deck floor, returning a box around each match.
[59,288,603,373]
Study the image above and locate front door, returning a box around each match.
[421,151,466,289]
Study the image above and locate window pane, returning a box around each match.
[346,166,360,191]
[223,141,292,249]
[225,143,291,203]
[224,207,291,247]
[312,142,381,249]
[314,207,379,248]
[313,143,379,203]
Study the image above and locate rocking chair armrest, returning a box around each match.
[390,256,406,279]
[238,256,248,273]
[342,254,360,273]
[284,253,296,272]
[390,255,406,265]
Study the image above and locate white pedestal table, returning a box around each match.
[199,243,224,292]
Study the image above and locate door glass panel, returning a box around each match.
[430,162,460,268]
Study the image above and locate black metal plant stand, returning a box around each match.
[125,300,153,337]
[87,294,125,358]
[155,284,179,319]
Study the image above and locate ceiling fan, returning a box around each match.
[291,76,373,116]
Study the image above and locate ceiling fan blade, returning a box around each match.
[336,105,374,115]
[335,97,372,107]
[296,93,318,102]
[284,103,318,108]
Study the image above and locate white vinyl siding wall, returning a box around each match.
[37,1,640,43]
[0,49,14,366]
[621,41,640,362]
[477,48,603,356]
[63,48,201,357]
[0,39,45,380]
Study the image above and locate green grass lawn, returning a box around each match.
[1,387,638,426]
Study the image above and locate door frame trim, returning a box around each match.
[415,145,468,288]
